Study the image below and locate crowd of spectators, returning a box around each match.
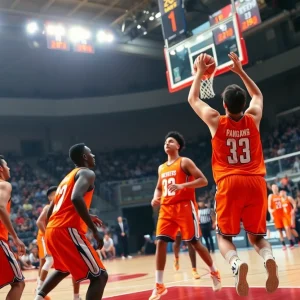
[38,118,300,186]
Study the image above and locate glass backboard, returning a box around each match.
[164,13,248,93]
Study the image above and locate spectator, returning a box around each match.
[116,216,132,259]
[29,247,40,269]
[23,198,33,212]
[293,157,300,173]
[100,234,116,259]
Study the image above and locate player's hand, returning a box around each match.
[194,53,215,76]
[13,237,26,256]
[90,214,103,227]
[151,198,161,207]
[228,52,243,74]
[168,184,184,193]
[93,230,104,250]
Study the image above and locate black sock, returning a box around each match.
[295,237,299,243]
[289,239,294,246]
[282,241,286,246]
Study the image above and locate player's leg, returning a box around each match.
[149,205,177,300]
[86,271,108,300]
[179,201,221,291]
[242,176,278,294]
[100,248,107,259]
[6,281,25,300]
[276,227,287,250]
[38,258,45,277]
[291,228,300,244]
[0,240,25,300]
[208,229,215,253]
[215,176,248,296]
[36,255,53,299]
[283,216,295,248]
[35,270,70,300]
[172,233,181,271]
[187,243,200,279]
[72,278,81,300]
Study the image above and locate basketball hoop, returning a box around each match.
[200,72,216,99]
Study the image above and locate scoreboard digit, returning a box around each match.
[158,0,186,42]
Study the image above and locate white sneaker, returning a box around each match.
[232,260,249,296]
[122,256,126,260]
[127,255,133,259]
[265,259,279,293]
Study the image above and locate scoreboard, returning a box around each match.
[158,0,186,42]
[210,0,261,33]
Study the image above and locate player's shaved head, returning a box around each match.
[69,143,86,165]
[165,131,185,152]
[222,84,247,114]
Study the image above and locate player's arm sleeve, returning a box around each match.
[0,182,18,240]
[188,72,220,133]
[71,169,98,234]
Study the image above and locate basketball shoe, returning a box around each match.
[192,269,201,279]
[231,260,249,296]
[211,270,222,291]
[265,258,279,293]
[149,283,167,300]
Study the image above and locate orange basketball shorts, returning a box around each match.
[215,175,267,236]
[45,228,106,282]
[0,240,24,289]
[156,200,201,242]
[273,214,291,230]
[37,235,48,259]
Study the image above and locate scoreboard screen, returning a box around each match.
[158,0,186,42]
[209,0,261,32]
[47,36,70,51]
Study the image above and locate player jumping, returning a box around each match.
[188,53,279,296]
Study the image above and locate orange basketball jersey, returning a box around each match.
[159,157,195,205]
[270,194,284,217]
[47,168,94,234]
[0,200,10,241]
[282,197,293,216]
[212,114,266,183]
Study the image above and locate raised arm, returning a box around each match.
[151,166,162,207]
[0,182,25,255]
[188,54,220,137]
[168,158,208,193]
[228,52,263,128]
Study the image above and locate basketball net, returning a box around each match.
[200,71,216,99]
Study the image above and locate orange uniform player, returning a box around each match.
[188,52,278,296]
[268,185,294,250]
[35,144,108,300]
[149,132,221,300]
[280,190,299,246]
[0,155,25,300]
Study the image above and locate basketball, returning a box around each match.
[204,54,216,77]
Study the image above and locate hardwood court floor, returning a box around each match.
[1,247,300,300]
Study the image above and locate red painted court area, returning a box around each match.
[105,286,300,300]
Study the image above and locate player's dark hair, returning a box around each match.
[69,143,86,166]
[47,186,57,197]
[222,84,247,114]
[0,155,4,167]
[165,131,185,152]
